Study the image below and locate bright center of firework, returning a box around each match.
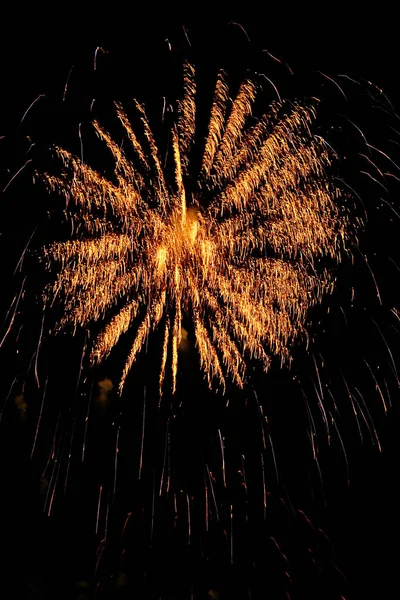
[156,204,200,279]
[42,62,351,397]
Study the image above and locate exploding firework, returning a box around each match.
[40,62,355,396]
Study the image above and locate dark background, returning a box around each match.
[0,15,399,599]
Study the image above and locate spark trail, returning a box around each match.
[40,62,355,396]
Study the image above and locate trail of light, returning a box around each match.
[34,313,45,388]
[31,376,48,458]
[0,276,26,350]
[139,386,146,479]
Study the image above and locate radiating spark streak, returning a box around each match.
[356,248,382,305]
[34,313,45,388]
[204,473,209,531]
[20,94,45,126]
[311,378,330,443]
[270,536,289,562]
[366,143,400,173]
[96,485,102,535]
[63,66,74,101]
[150,469,155,544]
[330,414,350,485]
[3,159,33,192]
[206,464,219,521]
[139,386,146,479]
[113,424,120,502]
[94,539,105,575]
[338,74,360,85]
[41,63,354,394]
[257,73,282,103]
[159,419,169,495]
[31,377,48,458]
[301,389,318,456]
[363,359,388,415]
[159,318,170,400]
[317,71,348,100]
[78,123,84,164]
[94,47,107,70]
[339,114,369,149]
[82,381,94,462]
[383,378,393,409]
[312,354,325,401]
[365,80,396,112]
[104,491,111,540]
[360,170,389,193]
[262,49,283,64]
[14,226,37,275]
[0,377,17,423]
[121,511,132,538]
[229,21,251,41]
[64,416,76,494]
[46,430,66,516]
[313,451,325,502]
[76,331,87,393]
[380,197,400,220]
[15,323,23,343]
[182,25,191,47]
[230,504,233,563]
[360,153,385,178]
[268,434,279,485]
[0,276,26,349]
[186,492,191,545]
[254,390,266,449]
[218,429,226,487]
[42,410,62,479]
[261,453,267,520]
[354,387,382,452]
[240,454,247,491]
[341,373,363,444]
[371,318,399,383]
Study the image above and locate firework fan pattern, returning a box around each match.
[40,62,354,395]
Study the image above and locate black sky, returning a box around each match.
[1,15,399,600]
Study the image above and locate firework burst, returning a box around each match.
[40,62,354,396]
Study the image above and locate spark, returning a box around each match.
[94,47,107,71]
[317,71,348,100]
[218,428,226,487]
[96,484,102,534]
[40,63,354,395]
[371,318,399,383]
[0,377,17,423]
[229,21,251,42]
[0,276,26,350]
[139,386,146,479]
[63,66,74,102]
[19,94,45,127]
[82,381,94,462]
[113,424,120,502]
[31,376,48,458]
[13,226,37,275]
[182,25,191,47]
[3,159,32,192]
[34,313,45,388]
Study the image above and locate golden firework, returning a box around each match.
[40,62,353,395]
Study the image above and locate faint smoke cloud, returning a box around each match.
[96,378,113,408]
[15,393,27,422]
[179,327,190,352]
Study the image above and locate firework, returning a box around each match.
[40,62,354,396]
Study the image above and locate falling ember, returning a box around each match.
[40,62,355,395]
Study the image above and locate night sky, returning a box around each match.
[1,16,399,599]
